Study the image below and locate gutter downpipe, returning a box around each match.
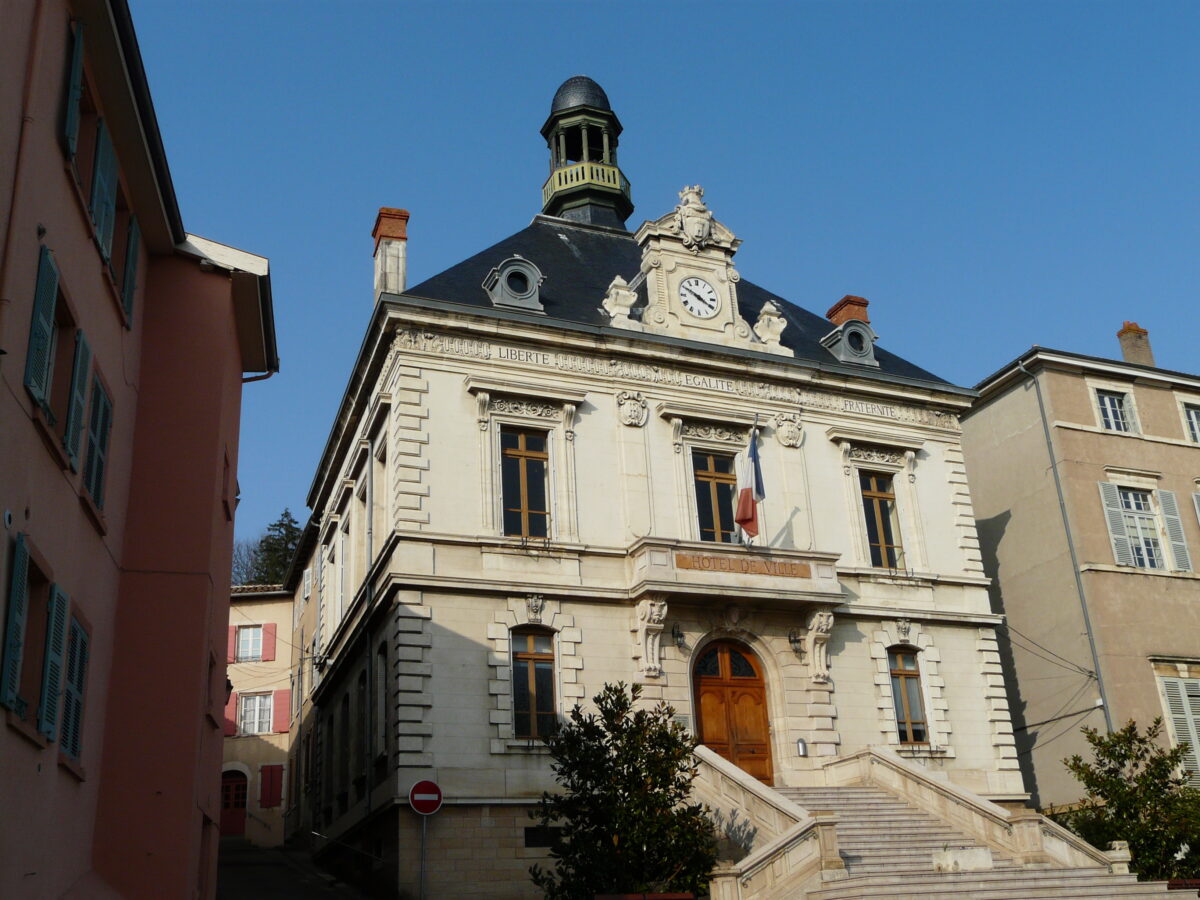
[1016,357,1113,732]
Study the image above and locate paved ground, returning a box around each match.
[217,839,370,900]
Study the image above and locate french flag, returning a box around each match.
[734,428,765,539]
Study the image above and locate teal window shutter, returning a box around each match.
[62,22,85,159]
[23,246,60,410]
[1158,489,1192,572]
[62,330,92,471]
[121,216,140,324]
[36,585,70,740]
[1098,482,1134,566]
[84,378,113,509]
[1,534,31,712]
[60,618,90,759]
[89,118,118,260]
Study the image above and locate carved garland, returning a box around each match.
[633,596,668,677]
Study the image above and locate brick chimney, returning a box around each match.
[373,208,410,297]
[826,294,870,326]
[1117,321,1154,367]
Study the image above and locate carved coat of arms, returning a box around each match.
[673,185,713,252]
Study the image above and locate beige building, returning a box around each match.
[279,78,1160,899]
[222,586,293,846]
[962,323,1200,809]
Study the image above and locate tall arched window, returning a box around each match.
[511,627,556,739]
[888,647,927,744]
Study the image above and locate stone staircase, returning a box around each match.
[780,784,1171,899]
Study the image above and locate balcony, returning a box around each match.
[541,161,631,208]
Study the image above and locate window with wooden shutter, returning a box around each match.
[36,586,70,740]
[83,377,113,509]
[24,247,60,410]
[260,764,284,808]
[1158,490,1192,572]
[1099,482,1135,566]
[120,216,139,324]
[89,119,118,260]
[1162,678,1200,788]
[62,330,92,471]
[1,534,32,711]
[60,617,90,759]
[62,22,85,158]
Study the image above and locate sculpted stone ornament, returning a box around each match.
[634,596,669,677]
[752,300,790,354]
[490,397,559,419]
[806,610,834,684]
[616,391,648,427]
[526,594,545,625]
[601,275,642,331]
[673,185,714,253]
[774,413,803,448]
[896,617,912,643]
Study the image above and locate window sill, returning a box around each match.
[6,708,48,749]
[1080,563,1200,581]
[78,488,107,536]
[896,744,954,759]
[58,750,86,781]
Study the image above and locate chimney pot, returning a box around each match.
[826,295,870,326]
[373,207,410,297]
[1116,321,1155,367]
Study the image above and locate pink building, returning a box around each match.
[0,1,278,898]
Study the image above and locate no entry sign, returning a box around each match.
[409,780,443,816]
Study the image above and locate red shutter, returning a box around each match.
[262,623,277,662]
[272,689,291,733]
[224,692,238,736]
[227,626,236,663]
[260,764,283,808]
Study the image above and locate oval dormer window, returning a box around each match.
[506,270,530,295]
[847,330,866,353]
[483,256,545,313]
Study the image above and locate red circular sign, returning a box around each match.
[408,780,443,815]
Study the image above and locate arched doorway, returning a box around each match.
[693,641,773,783]
[220,770,248,836]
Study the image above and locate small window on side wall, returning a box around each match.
[888,647,927,744]
[1096,390,1133,433]
[511,627,556,739]
[860,472,905,569]
[692,450,737,543]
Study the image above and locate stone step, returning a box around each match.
[808,869,1170,900]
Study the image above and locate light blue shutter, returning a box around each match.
[1,534,31,711]
[1158,490,1192,572]
[120,216,139,323]
[23,247,59,409]
[84,379,112,508]
[89,119,118,260]
[62,23,85,158]
[60,619,89,759]
[1098,482,1134,566]
[62,330,92,471]
[36,586,69,739]
[1162,678,1200,787]
[1193,493,1200,528]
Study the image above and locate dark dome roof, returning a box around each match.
[550,76,611,113]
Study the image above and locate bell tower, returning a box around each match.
[540,76,633,229]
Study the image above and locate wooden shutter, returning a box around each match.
[62,22,85,158]
[23,246,59,409]
[62,330,92,471]
[272,689,291,733]
[1162,678,1200,787]
[260,764,283,808]
[227,626,237,663]
[262,623,277,662]
[1,534,31,711]
[120,216,139,323]
[60,619,89,759]
[1158,490,1192,572]
[36,585,70,739]
[1098,482,1134,566]
[89,119,118,260]
[84,379,112,508]
[224,691,238,737]
[1194,493,1200,528]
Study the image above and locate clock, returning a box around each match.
[678,277,720,319]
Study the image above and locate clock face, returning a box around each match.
[678,277,720,319]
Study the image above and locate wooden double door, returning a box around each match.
[693,641,773,783]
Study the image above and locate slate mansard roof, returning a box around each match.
[402,215,953,388]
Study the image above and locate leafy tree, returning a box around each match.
[1056,718,1200,880]
[530,683,717,899]
[248,508,301,585]
[230,535,262,586]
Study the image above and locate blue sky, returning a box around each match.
[127,0,1200,541]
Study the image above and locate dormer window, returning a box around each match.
[821,319,879,367]
[483,256,545,313]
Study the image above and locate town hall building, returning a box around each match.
[278,77,1158,899]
